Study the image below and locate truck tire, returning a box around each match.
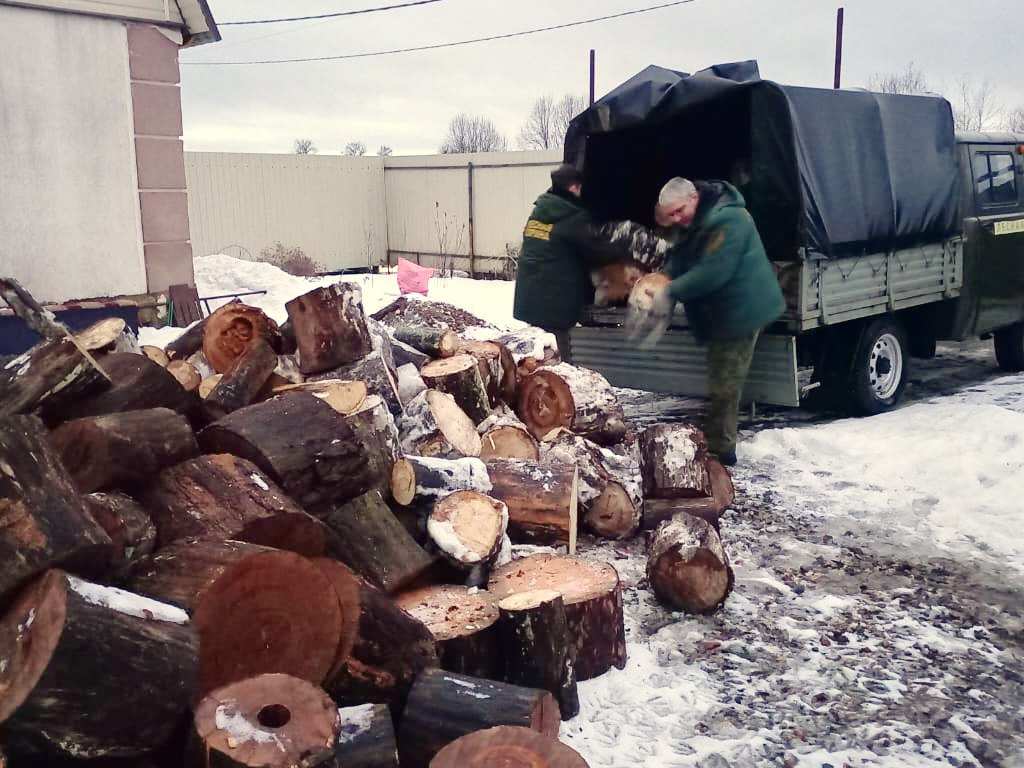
[849,316,909,415]
[994,322,1024,372]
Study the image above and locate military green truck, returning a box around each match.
[564,61,1024,414]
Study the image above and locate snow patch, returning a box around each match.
[67,575,189,624]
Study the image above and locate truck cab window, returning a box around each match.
[973,152,1017,206]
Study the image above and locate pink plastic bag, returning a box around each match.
[397,257,434,296]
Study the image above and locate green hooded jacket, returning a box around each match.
[513,189,623,331]
[665,181,785,341]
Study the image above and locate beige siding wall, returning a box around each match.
[184,153,388,272]
[1,0,183,25]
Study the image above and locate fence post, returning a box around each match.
[467,161,476,277]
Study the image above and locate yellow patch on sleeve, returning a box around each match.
[703,228,726,255]
[524,220,554,241]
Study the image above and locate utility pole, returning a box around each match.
[833,7,844,89]
[589,49,596,105]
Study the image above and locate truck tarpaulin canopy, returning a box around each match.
[565,61,961,259]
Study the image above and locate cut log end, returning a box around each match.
[427,389,482,457]
[480,426,539,462]
[166,359,201,392]
[516,370,574,440]
[395,584,499,642]
[430,725,590,768]
[390,458,416,506]
[496,588,562,612]
[272,379,368,414]
[428,491,507,566]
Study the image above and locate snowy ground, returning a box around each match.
[145,256,1024,768]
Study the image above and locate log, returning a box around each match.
[515,367,573,440]
[202,303,281,375]
[539,429,641,540]
[192,550,351,697]
[389,337,430,370]
[83,491,157,582]
[142,344,170,367]
[0,569,197,759]
[0,319,118,418]
[203,337,279,420]
[639,423,713,499]
[38,352,200,426]
[272,379,368,414]
[0,415,112,604]
[286,283,372,375]
[390,455,492,507]
[315,489,433,594]
[528,363,627,445]
[366,316,398,372]
[419,355,490,424]
[430,726,589,768]
[646,512,734,613]
[497,590,578,719]
[494,329,557,365]
[50,407,200,494]
[484,459,578,552]
[144,453,326,555]
[166,358,202,392]
[317,559,438,709]
[488,554,627,680]
[199,374,223,399]
[310,351,402,417]
[477,405,539,462]
[166,312,215,360]
[642,457,735,530]
[199,391,381,511]
[392,325,458,359]
[333,703,399,768]
[399,390,481,459]
[396,362,427,404]
[345,395,402,500]
[455,339,517,407]
[189,673,341,768]
[426,491,507,570]
[394,584,502,680]
[397,668,559,768]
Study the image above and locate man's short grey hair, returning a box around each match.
[658,177,696,206]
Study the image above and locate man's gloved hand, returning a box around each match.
[625,275,676,349]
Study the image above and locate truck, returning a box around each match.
[563,61,1024,414]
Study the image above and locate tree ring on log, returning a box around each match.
[203,304,279,374]
[76,317,126,350]
[480,426,539,461]
[516,370,574,439]
[430,725,589,768]
[427,389,482,457]
[272,379,368,414]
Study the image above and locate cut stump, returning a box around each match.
[430,725,590,768]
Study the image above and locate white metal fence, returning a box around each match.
[184,149,563,276]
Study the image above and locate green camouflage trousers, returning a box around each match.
[704,331,760,458]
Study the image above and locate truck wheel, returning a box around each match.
[994,322,1024,371]
[850,317,908,415]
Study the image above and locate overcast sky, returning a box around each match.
[179,0,1024,156]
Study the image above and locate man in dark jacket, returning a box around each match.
[648,177,785,465]
[513,164,626,360]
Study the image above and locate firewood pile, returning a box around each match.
[0,276,736,768]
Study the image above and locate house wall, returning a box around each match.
[1,0,183,26]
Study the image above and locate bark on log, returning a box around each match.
[317,559,438,709]
[477,405,539,462]
[485,459,578,553]
[0,569,197,759]
[642,457,735,531]
[199,391,381,511]
[498,590,579,719]
[202,303,281,375]
[639,423,713,499]
[166,359,202,392]
[190,673,341,768]
[419,355,490,424]
[494,329,557,365]
[0,415,112,604]
[272,379,368,415]
[83,491,157,582]
[333,703,399,768]
[39,352,200,427]
[488,554,627,680]
[396,362,427,405]
[345,395,402,500]
[397,669,560,768]
[50,407,200,494]
[203,338,278,420]
[394,584,502,680]
[389,455,492,507]
[430,725,589,768]
[454,340,517,407]
[286,284,372,375]
[426,491,507,570]
[399,390,481,459]
[310,351,402,417]
[389,338,430,370]
[533,363,627,445]
[192,550,350,697]
[315,489,433,594]
[392,325,458,359]
[539,429,641,540]
[646,512,734,614]
[0,321,117,418]
[144,453,326,555]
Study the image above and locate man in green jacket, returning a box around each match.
[513,164,627,361]
[648,177,785,465]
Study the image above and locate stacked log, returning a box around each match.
[83,491,157,581]
[485,459,578,552]
[399,390,481,459]
[431,726,590,768]
[333,703,399,768]
[287,284,372,374]
[393,325,458,359]
[477,405,539,462]
[202,303,281,375]
[426,491,508,572]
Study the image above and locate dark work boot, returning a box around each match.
[716,449,737,467]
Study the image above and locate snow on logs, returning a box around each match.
[477,404,539,462]
[419,355,491,424]
[399,389,481,459]
[642,456,735,531]
[426,491,508,572]
[485,459,579,551]
[646,512,734,614]
[488,554,627,681]
[515,362,627,445]
[390,454,492,507]
[286,284,372,375]
[430,725,590,768]
[0,570,197,760]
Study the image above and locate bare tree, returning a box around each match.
[377,145,393,156]
[1007,108,1024,133]
[439,114,507,154]
[867,63,928,94]
[952,78,1002,132]
[518,94,587,150]
[344,141,367,156]
[294,138,317,154]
